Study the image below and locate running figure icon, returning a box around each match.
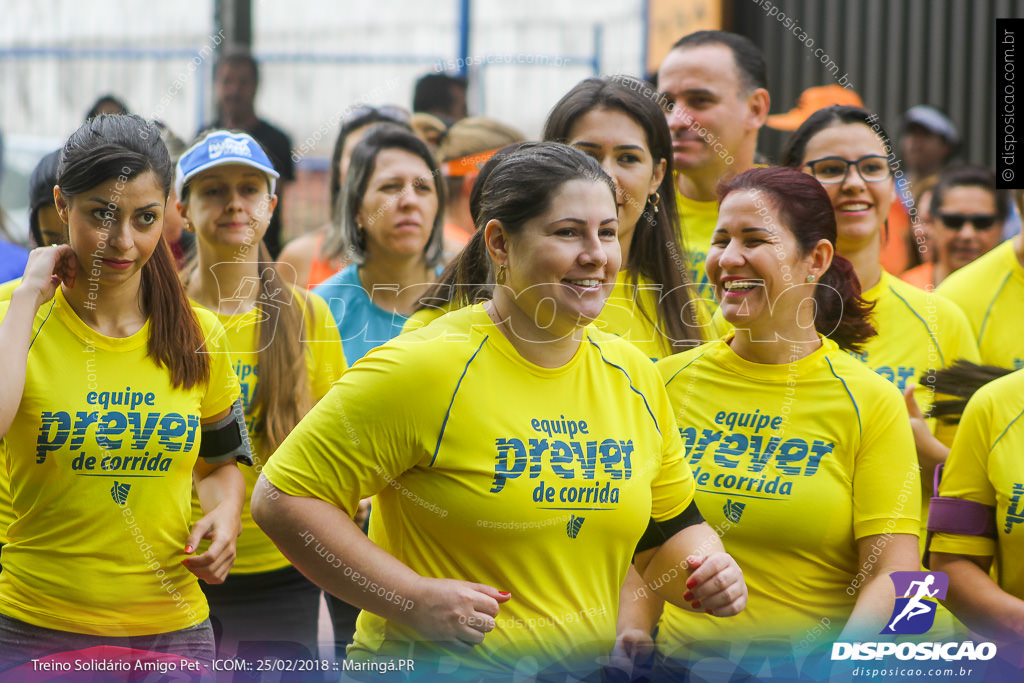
[888,574,940,631]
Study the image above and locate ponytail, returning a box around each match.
[142,236,210,390]
[814,254,875,354]
[923,360,1014,424]
[415,227,492,313]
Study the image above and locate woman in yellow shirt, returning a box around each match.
[176,131,347,661]
[542,75,705,357]
[409,76,707,357]
[621,168,921,677]
[930,367,1024,651]
[0,115,246,669]
[782,106,979,482]
[252,143,746,680]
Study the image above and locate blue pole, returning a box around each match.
[457,0,471,76]
[592,24,603,76]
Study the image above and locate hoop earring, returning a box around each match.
[496,264,507,285]
[649,191,661,214]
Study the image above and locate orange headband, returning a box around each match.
[441,147,503,178]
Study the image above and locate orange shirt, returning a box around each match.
[899,261,934,291]
[881,198,913,275]
[307,233,340,290]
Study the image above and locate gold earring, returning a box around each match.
[649,191,661,214]
[496,264,507,285]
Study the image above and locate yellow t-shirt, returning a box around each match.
[857,271,980,450]
[858,271,979,394]
[676,190,719,312]
[937,239,1024,370]
[0,287,239,635]
[401,270,709,360]
[0,442,9,544]
[931,368,1024,598]
[593,269,708,360]
[189,289,346,574]
[262,304,695,676]
[0,278,20,302]
[402,303,450,334]
[654,336,921,657]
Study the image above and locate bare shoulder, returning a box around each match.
[277,232,321,286]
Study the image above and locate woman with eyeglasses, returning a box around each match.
[782,107,979,473]
[933,168,1022,370]
[278,105,412,290]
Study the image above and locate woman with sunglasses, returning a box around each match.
[782,107,979,469]
[278,105,412,290]
[933,168,1022,369]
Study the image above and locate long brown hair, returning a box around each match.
[543,76,704,350]
[252,242,313,454]
[58,114,209,389]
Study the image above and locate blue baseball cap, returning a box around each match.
[175,130,279,197]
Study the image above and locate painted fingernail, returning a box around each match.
[185,545,194,554]
[690,601,701,609]
[706,608,715,615]
[686,578,697,589]
[683,591,694,601]
[498,591,511,596]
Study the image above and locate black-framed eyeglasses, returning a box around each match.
[936,213,999,231]
[803,155,892,184]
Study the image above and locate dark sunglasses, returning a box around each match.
[936,213,999,231]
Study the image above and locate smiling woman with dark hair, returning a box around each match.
[782,105,979,488]
[254,142,745,681]
[624,167,921,676]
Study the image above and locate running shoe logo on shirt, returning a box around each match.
[111,481,131,505]
[1005,483,1024,534]
[566,515,585,539]
[723,499,745,523]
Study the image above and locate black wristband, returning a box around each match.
[199,399,254,465]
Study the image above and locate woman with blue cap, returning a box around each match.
[176,130,346,661]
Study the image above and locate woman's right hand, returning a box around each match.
[403,577,511,647]
[17,245,77,307]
